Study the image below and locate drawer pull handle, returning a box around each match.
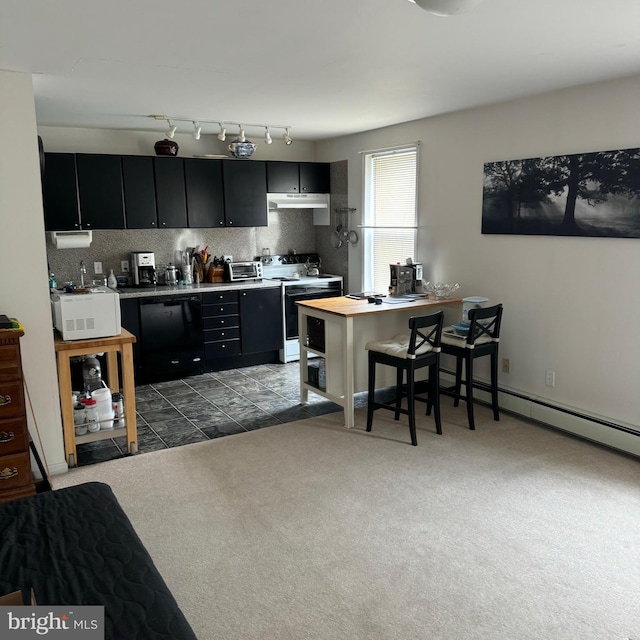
[0,394,11,407]
[0,466,18,480]
[0,431,15,443]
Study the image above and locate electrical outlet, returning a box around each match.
[94,261,103,274]
[121,260,130,273]
[501,358,510,374]
[545,370,556,387]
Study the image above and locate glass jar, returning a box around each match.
[84,399,100,432]
[73,403,87,436]
[112,392,125,427]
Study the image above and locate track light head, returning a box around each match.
[166,120,177,138]
[192,121,201,140]
[283,127,293,145]
[217,124,226,142]
[264,127,272,145]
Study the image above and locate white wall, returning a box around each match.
[0,71,66,475]
[316,74,640,436]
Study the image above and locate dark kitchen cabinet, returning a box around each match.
[239,288,282,354]
[266,161,299,193]
[42,153,80,231]
[122,156,158,229]
[184,158,225,228]
[154,157,188,228]
[299,162,330,193]
[222,161,267,227]
[119,298,142,377]
[76,154,125,229]
[266,161,330,194]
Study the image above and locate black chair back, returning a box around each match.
[407,311,444,359]
[465,304,503,347]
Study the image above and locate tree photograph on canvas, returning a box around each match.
[481,147,640,237]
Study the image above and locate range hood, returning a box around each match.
[267,193,330,209]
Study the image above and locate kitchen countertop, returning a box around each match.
[117,280,281,299]
[296,295,462,317]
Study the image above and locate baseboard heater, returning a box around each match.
[439,368,640,458]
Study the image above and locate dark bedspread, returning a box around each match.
[0,482,197,640]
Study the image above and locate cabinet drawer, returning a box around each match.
[204,315,239,331]
[0,343,21,382]
[202,291,238,304]
[204,327,240,342]
[0,381,25,419]
[203,302,238,317]
[0,451,32,491]
[205,340,241,359]
[0,418,29,456]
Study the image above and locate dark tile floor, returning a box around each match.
[76,362,349,467]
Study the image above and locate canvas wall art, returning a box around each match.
[481,147,640,237]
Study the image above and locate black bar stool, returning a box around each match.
[365,311,444,446]
[440,304,503,430]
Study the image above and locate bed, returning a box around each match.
[0,482,197,640]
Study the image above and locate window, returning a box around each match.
[363,145,418,294]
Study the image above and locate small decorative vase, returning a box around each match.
[154,139,179,156]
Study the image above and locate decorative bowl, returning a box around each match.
[227,139,257,159]
[424,281,460,299]
[154,139,179,156]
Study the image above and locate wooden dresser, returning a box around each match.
[0,326,36,503]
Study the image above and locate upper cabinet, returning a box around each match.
[42,153,80,231]
[154,157,188,228]
[184,158,225,228]
[223,161,267,227]
[266,161,330,194]
[122,156,158,229]
[76,154,125,229]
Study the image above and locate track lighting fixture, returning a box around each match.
[149,115,293,147]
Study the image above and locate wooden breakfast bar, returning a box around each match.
[297,296,462,428]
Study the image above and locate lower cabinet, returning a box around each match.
[239,289,282,354]
[203,291,241,362]
[123,287,283,380]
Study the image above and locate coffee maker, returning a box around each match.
[131,251,157,287]
[389,263,413,296]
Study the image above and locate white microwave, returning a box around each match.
[51,286,121,340]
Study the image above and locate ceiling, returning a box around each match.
[2,0,640,142]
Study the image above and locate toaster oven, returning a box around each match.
[223,261,263,282]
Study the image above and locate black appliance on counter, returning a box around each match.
[139,294,204,381]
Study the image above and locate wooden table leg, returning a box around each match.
[55,353,77,467]
[120,343,138,455]
[106,349,119,393]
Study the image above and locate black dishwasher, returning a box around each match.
[139,294,204,382]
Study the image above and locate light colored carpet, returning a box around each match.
[54,403,640,640]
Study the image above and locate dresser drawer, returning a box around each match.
[0,380,25,419]
[0,451,32,491]
[0,418,29,456]
[0,343,21,383]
